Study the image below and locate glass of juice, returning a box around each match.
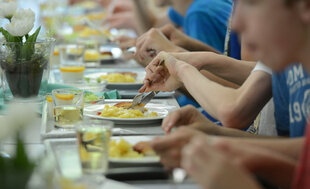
[59,44,85,82]
[76,120,114,174]
[52,89,84,128]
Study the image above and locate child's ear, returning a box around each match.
[297,0,310,23]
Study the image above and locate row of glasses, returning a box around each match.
[52,41,102,82]
[48,88,114,176]
[49,41,112,182]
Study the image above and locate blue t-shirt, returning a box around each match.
[168,8,184,28]
[168,0,232,53]
[227,31,241,60]
[272,64,310,137]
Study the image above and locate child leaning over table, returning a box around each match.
[180,0,310,188]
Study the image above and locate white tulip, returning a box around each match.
[5,8,35,37]
[0,1,18,19]
[0,102,37,141]
[0,117,11,140]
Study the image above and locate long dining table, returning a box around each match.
[1,60,201,189]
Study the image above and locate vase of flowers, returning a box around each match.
[0,2,54,102]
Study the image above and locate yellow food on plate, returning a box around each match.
[109,139,156,158]
[100,54,113,60]
[99,73,136,83]
[109,139,143,158]
[79,28,101,37]
[60,178,86,189]
[86,12,107,20]
[84,50,100,61]
[99,104,158,118]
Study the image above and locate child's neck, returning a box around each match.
[172,0,194,16]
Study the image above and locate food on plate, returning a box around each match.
[100,51,113,56]
[59,177,86,189]
[98,104,158,118]
[73,25,86,32]
[79,28,101,38]
[86,12,107,21]
[84,50,100,61]
[118,72,137,78]
[109,138,156,158]
[133,141,156,156]
[99,73,136,83]
[60,66,85,82]
[114,101,146,112]
[109,139,142,158]
[100,51,113,59]
[84,92,103,103]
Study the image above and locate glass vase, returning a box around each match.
[0,38,55,103]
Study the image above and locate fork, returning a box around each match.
[130,92,145,108]
[130,59,164,108]
[130,91,159,109]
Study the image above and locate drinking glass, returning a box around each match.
[59,44,85,82]
[46,93,53,119]
[76,120,114,174]
[52,89,84,128]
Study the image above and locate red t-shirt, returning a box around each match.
[293,123,310,189]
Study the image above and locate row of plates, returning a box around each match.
[41,99,179,139]
[50,69,175,97]
[42,100,179,166]
[47,56,175,168]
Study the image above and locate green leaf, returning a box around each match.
[13,134,33,169]
[25,26,41,44]
[0,27,22,43]
[21,27,41,60]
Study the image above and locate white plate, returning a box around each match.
[84,103,169,125]
[84,72,145,90]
